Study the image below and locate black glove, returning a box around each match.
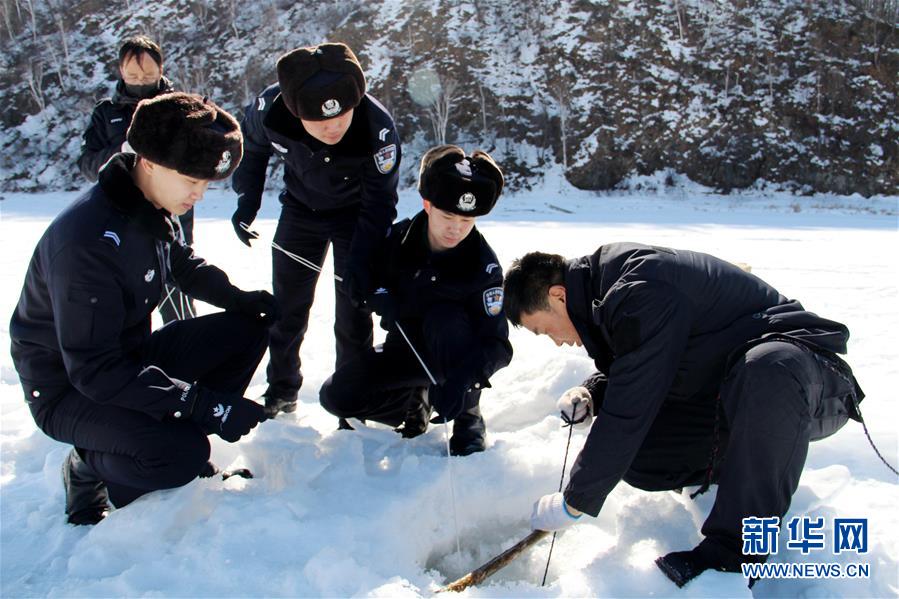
[226,290,280,325]
[231,205,259,247]
[366,287,399,331]
[428,376,475,422]
[343,266,371,309]
[186,385,266,442]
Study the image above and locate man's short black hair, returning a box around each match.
[119,35,163,68]
[503,251,567,326]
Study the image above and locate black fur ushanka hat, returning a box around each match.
[418,146,504,217]
[276,42,366,121]
[127,92,243,180]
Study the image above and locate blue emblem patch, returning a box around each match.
[483,287,503,317]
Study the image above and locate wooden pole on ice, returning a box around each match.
[437,530,550,593]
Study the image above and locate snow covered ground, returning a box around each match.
[1,182,897,597]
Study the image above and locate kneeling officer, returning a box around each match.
[320,146,513,455]
[10,93,278,525]
[504,245,865,587]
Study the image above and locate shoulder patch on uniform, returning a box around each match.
[378,127,390,142]
[374,144,397,174]
[483,287,503,317]
[486,262,500,274]
[101,230,121,247]
[257,97,266,111]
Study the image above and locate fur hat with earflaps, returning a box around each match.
[418,145,504,217]
[126,92,243,180]
[276,42,366,121]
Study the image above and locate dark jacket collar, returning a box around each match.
[399,210,483,279]
[564,255,608,361]
[98,153,176,243]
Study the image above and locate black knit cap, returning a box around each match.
[127,92,243,180]
[418,145,504,217]
[276,42,366,121]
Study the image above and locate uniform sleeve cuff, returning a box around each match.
[562,499,582,520]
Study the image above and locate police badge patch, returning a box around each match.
[322,98,341,117]
[374,144,397,174]
[483,287,503,317]
[215,150,231,174]
[457,192,477,212]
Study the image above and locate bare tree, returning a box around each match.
[407,68,459,145]
[25,58,45,111]
[175,58,209,94]
[724,62,731,98]
[553,83,570,170]
[192,0,210,31]
[23,0,35,42]
[426,76,458,145]
[0,0,21,41]
[42,6,70,91]
[674,0,687,42]
[56,13,69,75]
[477,83,489,140]
[227,0,239,37]
[147,16,166,48]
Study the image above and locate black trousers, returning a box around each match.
[28,312,268,508]
[623,340,854,562]
[158,208,196,324]
[266,203,373,399]
[319,304,483,435]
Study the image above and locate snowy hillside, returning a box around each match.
[1,185,897,597]
[0,0,896,195]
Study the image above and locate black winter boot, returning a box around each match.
[198,461,220,478]
[655,539,743,587]
[449,405,486,456]
[397,387,431,439]
[262,394,297,419]
[62,448,110,526]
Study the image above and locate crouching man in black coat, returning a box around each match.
[10,93,278,525]
[503,245,864,587]
[319,146,513,455]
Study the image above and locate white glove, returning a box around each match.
[121,140,134,153]
[557,386,593,428]
[530,492,581,531]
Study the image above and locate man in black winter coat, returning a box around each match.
[503,244,864,587]
[77,35,195,324]
[320,146,512,455]
[231,43,401,418]
[11,93,278,525]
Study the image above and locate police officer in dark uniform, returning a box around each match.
[11,93,277,525]
[503,245,865,587]
[77,35,196,323]
[319,146,513,456]
[231,42,400,419]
